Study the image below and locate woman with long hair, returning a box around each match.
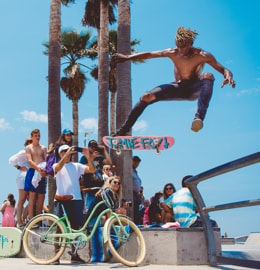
[87,176,122,263]
[160,183,176,223]
[1,193,16,227]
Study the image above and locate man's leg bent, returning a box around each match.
[192,74,214,132]
[114,99,149,136]
[113,83,179,136]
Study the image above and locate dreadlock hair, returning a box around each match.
[175,26,198,45]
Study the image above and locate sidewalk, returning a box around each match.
[0,257,255,270]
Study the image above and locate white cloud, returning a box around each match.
[0,118,11,130]
[20,110,48,123]
[133,120,148,131]
[80,118,98,131]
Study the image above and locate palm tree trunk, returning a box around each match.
[72,99,79,162]
[47,0,62,213]
[98,1,109,142]
[115,0,133,219]
[110,91,116,134]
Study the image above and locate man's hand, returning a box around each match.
[39,168,47,178]
[221,70,236,88]
[83,147,98,161]
[221,78,236,88]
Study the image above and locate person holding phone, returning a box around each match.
[79,140,113,215]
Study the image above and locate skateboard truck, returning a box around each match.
[152,138,160,155]
[112,139,122,155]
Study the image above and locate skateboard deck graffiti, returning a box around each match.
[103,135,174,154]
[0,227,22,257]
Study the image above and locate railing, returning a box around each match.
[184,151,260,269]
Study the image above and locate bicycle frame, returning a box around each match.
[40,199,130,246]
[23,195,146,266]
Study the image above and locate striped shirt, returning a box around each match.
[171,187,197,227]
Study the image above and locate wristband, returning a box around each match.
[17,166,21,170]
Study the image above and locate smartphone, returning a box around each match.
[73,146,83,152]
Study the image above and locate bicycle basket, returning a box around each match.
[101,189,115,209]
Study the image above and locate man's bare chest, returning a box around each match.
[30,145,44,159]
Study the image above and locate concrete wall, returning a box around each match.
[141,227,221,265]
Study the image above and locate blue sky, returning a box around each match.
[0,0,259,237]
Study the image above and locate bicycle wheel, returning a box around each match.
[22,214,66,264]
[105,216,146,266]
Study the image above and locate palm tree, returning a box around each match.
[115,0,133,218]
[98,0,109,142]
[82,0,117,143]
[59,30,97,161]
[47,0,76,213]
[90,29,140,134]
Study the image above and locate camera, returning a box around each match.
[126,201,132,207]
[73,146,83,152]
[94,146,104,154]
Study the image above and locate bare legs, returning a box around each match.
[16,189,28,226]
[27,191,45,219]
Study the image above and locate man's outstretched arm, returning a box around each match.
[111,49,172,64]
[204,51,236,88]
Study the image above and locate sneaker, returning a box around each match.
[32,223,40,229]
[191,118,203,132]
[71,254,85,264]
[16,223,25,229]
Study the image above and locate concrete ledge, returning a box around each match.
[221,237,235,245]
[17,227,221,265]
[140,227,221,265]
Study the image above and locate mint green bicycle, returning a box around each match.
[22,190,146,266]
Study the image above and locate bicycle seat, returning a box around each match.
[54,194,73,201]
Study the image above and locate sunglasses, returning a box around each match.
[166,187,173,191]
[112,180,120,185]
[104,168,111,171]
[61,149,68,153]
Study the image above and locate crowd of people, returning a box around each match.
[1,127,217,264]
[130,157,217,229]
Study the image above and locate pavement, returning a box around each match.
[0,257,256,270]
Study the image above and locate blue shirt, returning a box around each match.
[132,169,142,193]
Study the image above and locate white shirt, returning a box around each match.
[9,149,28,167]
[53,162,86,200]
[9,149,29,187]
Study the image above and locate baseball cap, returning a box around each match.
[88,140,98,147]
[132,156,141,162]
[62,128,74,135]
[58,144,70,153]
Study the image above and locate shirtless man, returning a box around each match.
[112,26,236,135]
[25,129,47,220]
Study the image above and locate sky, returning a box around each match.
[0,0,259,237]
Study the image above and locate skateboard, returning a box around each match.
[103,135,174,155]
[0,227,22,257]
